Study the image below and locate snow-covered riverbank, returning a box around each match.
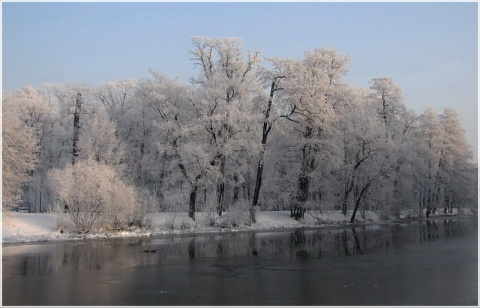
[2,208,473,244]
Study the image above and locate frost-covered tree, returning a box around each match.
[2,93,39,208]
[249,66,287,221]
[272,47,349,219]
[136,71,211,220]
[414,107,443,215]
[339,87,372,215]
[78,111,125,168]
[335,87,397,222]
[369,77,417,216]
[94,79,137,122]
[190,36,262,215]
[408,107,475,217]
[93,79,159,190]
[369,77,404,138]
[3,87,59,212]
[436,108,474,213]
[44,83,97,167]
[13,87,57,152]
[92,79,140,178]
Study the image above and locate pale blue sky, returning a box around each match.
[2,2,478,156]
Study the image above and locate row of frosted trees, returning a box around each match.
[3,37,477,230]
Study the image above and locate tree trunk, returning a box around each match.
[175,154,202,222]
[298,172,309,203]
[217,155,226,216]
[252,150,265,208]
[295,136,314,217]
[350,199,360,223]
[217,182,224,216]
[72,92,82,165]
[250,155,264,222]
[392,162,401,207]
[204,188,207,209]
[251,79,278,222]
[298,142,310,203]
[188,185,197,221]
[350,181,372,223]
[233,173,239,204]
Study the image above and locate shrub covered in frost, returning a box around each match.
[48,159,140,232]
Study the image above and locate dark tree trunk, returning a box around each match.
[72,92,82,165]
[291,204,306,220]
[188,185,197,221]
[233,173,239,204]
[217,181,224,216]
[252,151,265,208]
[350,180,373,223]
[251,79,280,222]
[350,200,360,223]
[216,155,225,216]
[298,143,311,202]
[393,165,400,203]
[381,93,389,139]
[343,145,372,216]
[176,155,202,221]
[294,134,315,219]
[298,173,310,203]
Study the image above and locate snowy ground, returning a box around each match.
[2,208,473,244]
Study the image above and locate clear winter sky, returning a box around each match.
[2,1,478,158]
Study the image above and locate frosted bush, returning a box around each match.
[203,194,222,227]
[221,199,251,228]
[48,159,138,232]
[134,189,158,228]
[162,191,188,230]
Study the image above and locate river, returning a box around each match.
[2,217,477,306]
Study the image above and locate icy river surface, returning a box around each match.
[2,217,478,306]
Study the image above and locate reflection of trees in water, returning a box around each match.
[257,227,399,259]
[425,220,439,241]
[3,238,159,278]
[188,238,195,258]
[443,219,456,237]
[3,218,475,279]
[259,219,474,259]
[418,219,461,243]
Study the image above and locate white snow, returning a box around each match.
[2,208,470,244]
[2,212,60,243]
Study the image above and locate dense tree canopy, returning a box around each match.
[3,37,476,229]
